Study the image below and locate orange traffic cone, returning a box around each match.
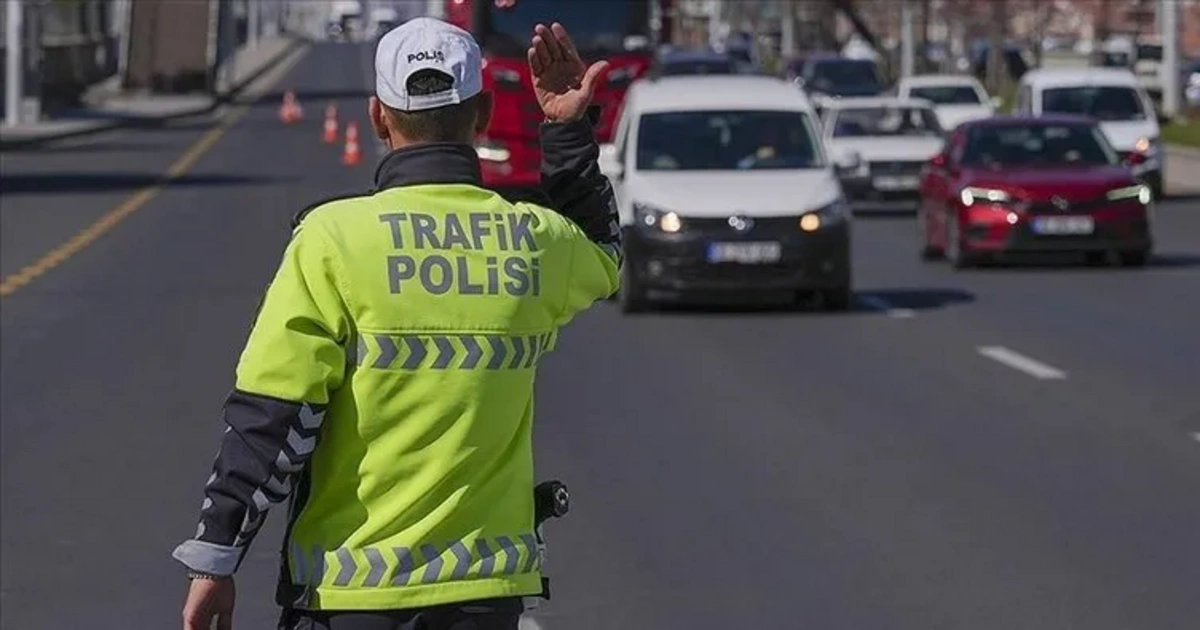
[279,90,303,124]
[322,104,339,143]
[342,122,361,166]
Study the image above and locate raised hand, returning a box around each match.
[527,23,609,123]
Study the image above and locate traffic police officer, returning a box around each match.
[173,17,620,630]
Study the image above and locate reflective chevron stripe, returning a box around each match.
[356,332,556,371]
[291,533,540,589]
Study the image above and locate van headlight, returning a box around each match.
[1133,137,1160,156]
[1106,184,1152,205]
[634,203,682,233]
[800,198,850,231]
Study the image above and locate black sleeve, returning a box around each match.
[171,391,325,576]
[539,105,622,249]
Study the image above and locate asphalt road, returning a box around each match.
[2,43,1199,630]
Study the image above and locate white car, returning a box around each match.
[819,97,946,211]
[598,75,853,312]
[1014,67,1167,199]
[895,74,1000,131]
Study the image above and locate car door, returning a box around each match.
[609,107,634,225]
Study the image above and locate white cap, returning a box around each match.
[374,17,484,112]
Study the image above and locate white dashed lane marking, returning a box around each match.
[858,294,915,318]
[977,346,1068,380]
[520,617,544,630]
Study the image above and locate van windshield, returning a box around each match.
[1041,86,1146,121]
[637,110,823,171]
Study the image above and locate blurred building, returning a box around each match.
[1,0,122,114]
[2,0,289,120]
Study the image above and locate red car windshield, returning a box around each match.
[961,124,1118,168]
[477,0,650,59]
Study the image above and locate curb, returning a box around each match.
[0,36,308,151]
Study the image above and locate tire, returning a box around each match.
[945,215,975,269]
[819,284,854,312]
[618,263,649,313]
[1083,251,1109,267]
[1117,250,1149,268]
[917,208,942,261]
[1145,172,1164,202]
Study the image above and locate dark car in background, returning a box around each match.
[917,116,1153,269]
[651,48,738,77]
[789,54,885,101]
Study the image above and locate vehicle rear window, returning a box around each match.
[908,85,983,105]
[636,110,822,171]
[808,61,883,94]
[659,60,736,76]
[830,106,943,138]
[1041,86,1146,121]
[961,124,1118,167]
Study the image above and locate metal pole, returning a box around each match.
[780,0,795,59]
[1161,0,1180,119]
[5,0,23,126]
[986,0,1006,95]
[900,1,915,79]
[247,0,260,50]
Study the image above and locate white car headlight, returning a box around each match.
[490,67,522,86]
[634,203,682,233]
[1106,184,1152,205]
[475,139,511,162]
[960,187,1011,207]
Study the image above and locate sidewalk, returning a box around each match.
[1165,145,1200,198]
[0,36,307,150]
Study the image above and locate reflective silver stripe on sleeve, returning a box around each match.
[172,539,241,576]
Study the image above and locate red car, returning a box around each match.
[917,115,1154,268]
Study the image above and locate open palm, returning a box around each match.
[527,23,609,123]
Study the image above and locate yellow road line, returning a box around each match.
[0,105,249,298]
[0,41,309,299]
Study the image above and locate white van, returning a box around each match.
[1014,67,1166,198]
[598,75,852,312]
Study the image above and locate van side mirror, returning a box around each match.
[835,151,864,176]
[599,143,624,180]
[1157,112,1172,126]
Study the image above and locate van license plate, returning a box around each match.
[1032,216,1094,235]
[874,175,920,190]
[707,242,782,264]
